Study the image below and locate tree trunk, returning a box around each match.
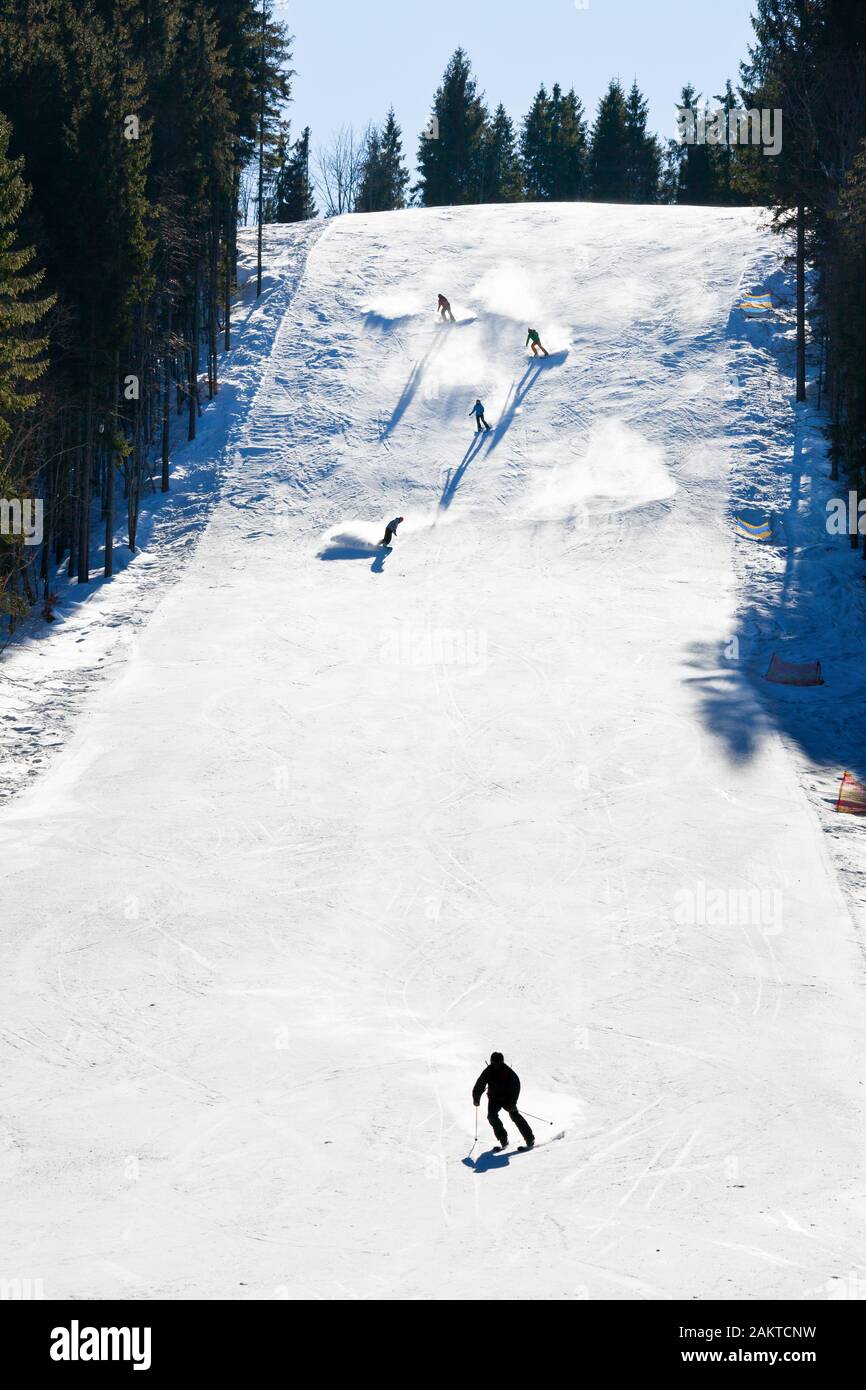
[188,256,200,442]
[128,409,141,553]
[162,295,172,492]
[53,412,67,565]
[208,219,218,398]
[129,306,147,545]
[796,204,806,403]
[225,178,236,351]
[104,349,120,578]
[78,364,94,583]
[40,441,53,586]
[256,3,265,296]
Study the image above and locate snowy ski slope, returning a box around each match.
[1,204,864,1301]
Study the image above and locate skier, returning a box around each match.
[437,293,455,323]
[472,1052,535,1151]
[378,515,404,548]
[470,398,491,432]
[526,327,549,357]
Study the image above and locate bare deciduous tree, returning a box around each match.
[314,125,370,216]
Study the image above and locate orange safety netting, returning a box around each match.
[764,653,823,686]
[836,772,866,815]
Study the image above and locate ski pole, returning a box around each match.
[520,1110,554,1126]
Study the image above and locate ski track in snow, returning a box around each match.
[0,204,865,1302]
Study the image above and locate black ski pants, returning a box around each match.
[487,1100,534,1146]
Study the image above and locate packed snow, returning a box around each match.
[1,204,865,1301]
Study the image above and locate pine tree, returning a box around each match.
[711,79,741,206]
[270,126,316,221]
[0,0,295,608]
[830,142,866,490]
[673,85,719,204]
[356,126,384,212]
[380,109,409,210]
[624,80,661,202]
[212,0,291,346]
[740,2,825,401]
[416,49,489,206]
[521,86,551,201]
[356,109,409,212]
[483,104,523,202]
[0,108,54,625]
[52,0,154,579]
[0,113,53,449]
[553,87,589,199]
[797,2,866,488]
[588,80,630,201]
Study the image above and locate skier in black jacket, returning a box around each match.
[472,1052,534,1150]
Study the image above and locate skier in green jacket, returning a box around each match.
[526,327,549,357]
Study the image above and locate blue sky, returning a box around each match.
[277,0,758,167]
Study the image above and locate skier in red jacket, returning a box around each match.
[437,293,455,323]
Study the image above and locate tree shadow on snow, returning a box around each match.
[687,270,866,782]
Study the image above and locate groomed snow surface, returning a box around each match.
[1,204,865,1301]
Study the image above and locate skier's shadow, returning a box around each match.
[485,363,544,454]
[383,335,446,436]
[462,1148,511,1173]
[485,349,569,455]
[439,435,484,510]
[318,533,391,572]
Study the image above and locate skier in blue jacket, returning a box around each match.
[470,398,491,433]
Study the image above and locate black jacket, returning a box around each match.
[473,1063,520,1109]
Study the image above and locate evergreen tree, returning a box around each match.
[355,126,384,212]
[51,0,154,578]
[380,109,409,210]
[0,112,53,450]
[555,87,589,199]
[262,121,292,218]
[356,109,409,212]
[588,80,630,201]
[520,85,551,201]
[212,0,292,344]
[270,125,316,221]
[416,49,489,206]
[711,79,746,206]
[483,103,523,202]
[520,84,587,201]
[830,142,866,489]
[740,2,825,402]
[657,140,681,204]
[736,1,866,506]
[0,0,295,612]
[673,85,719,204]
[624,80,661,202]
